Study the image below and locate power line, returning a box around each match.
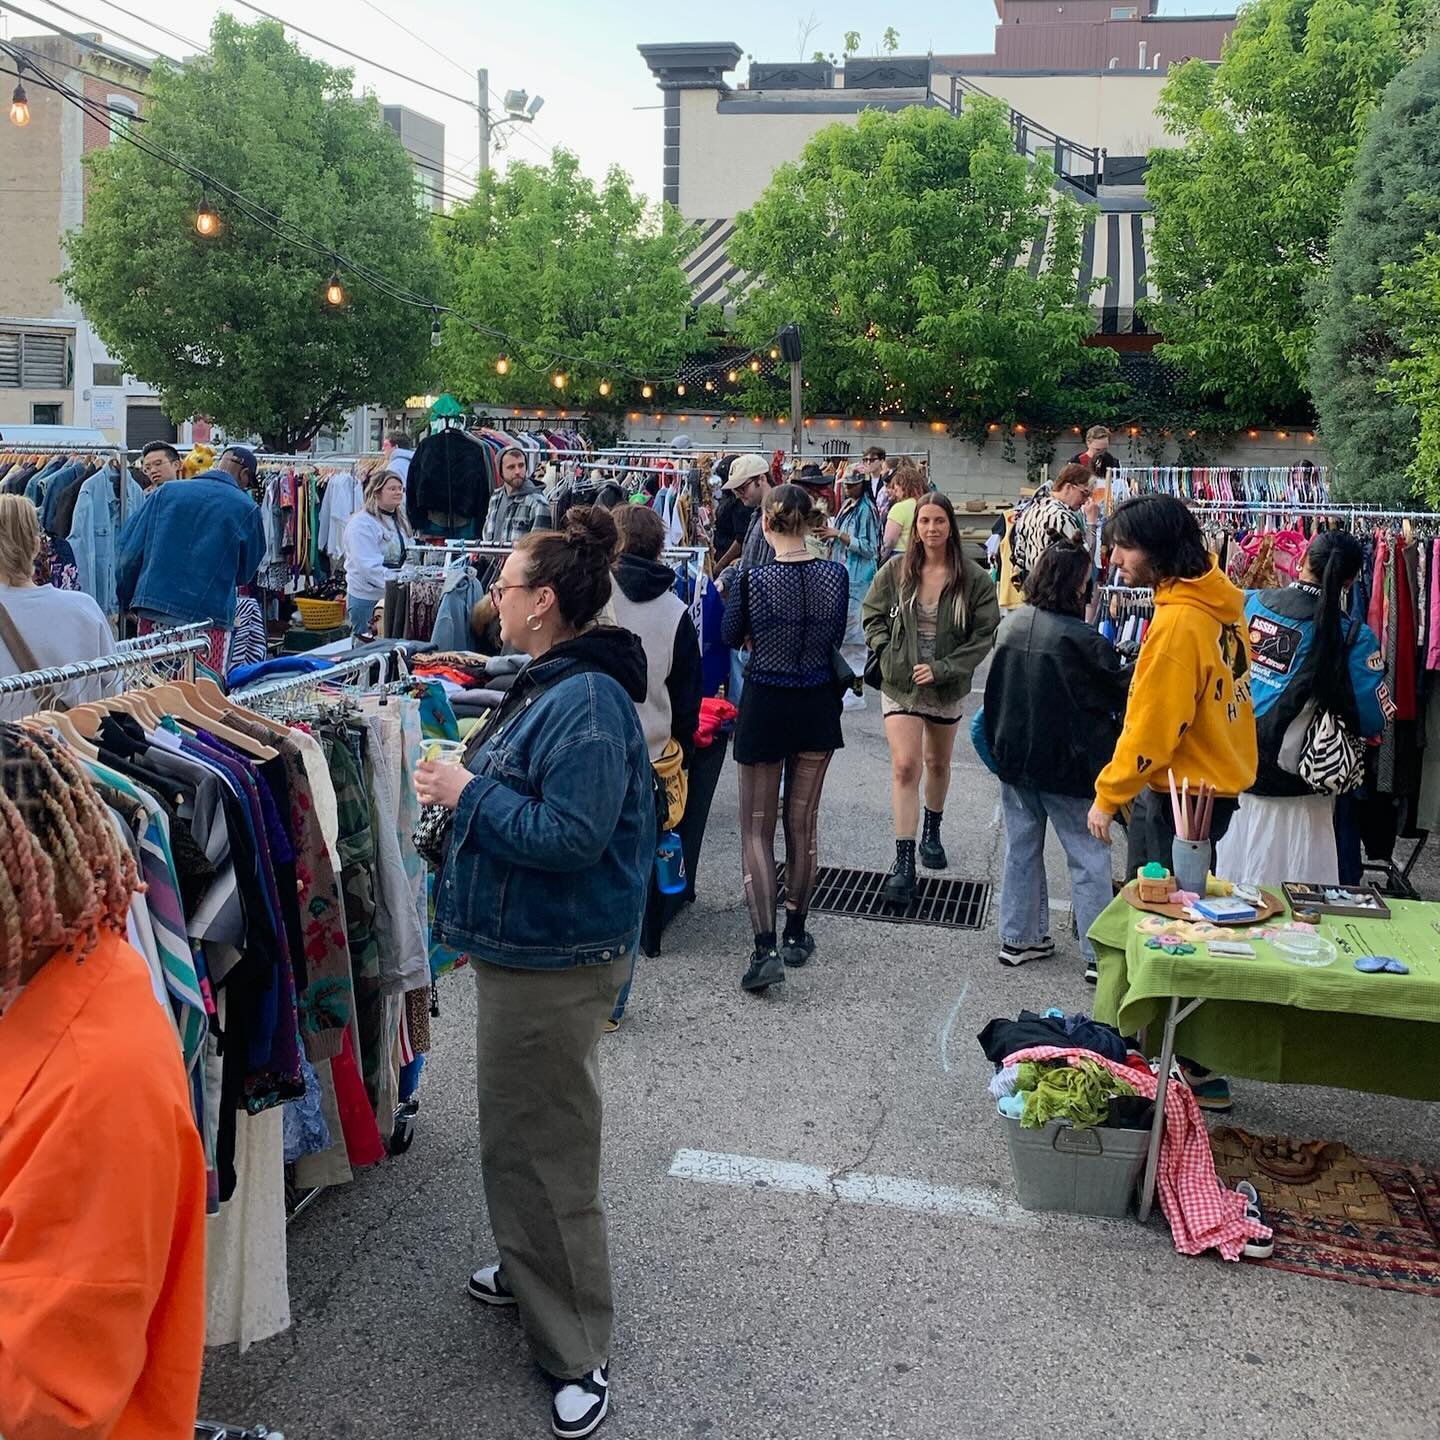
[86,0,205,54]
[2,36,154,94]
[9,0,182,63]
[354,0,473,86]
[230,0,479,111]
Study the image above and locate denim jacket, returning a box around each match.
[69,467,145,618]
[116,476,266,628]
[432,627,656,970]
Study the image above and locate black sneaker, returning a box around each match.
[741,946,785,993]
[1084,957,1099,985]
[467,1263,518,1306]
[998,937,1055,967]
[550,1364,609,1438]
[780,930,816,967]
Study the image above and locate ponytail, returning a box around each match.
[1306,531,1364,721]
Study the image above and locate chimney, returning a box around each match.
[1137,40,1148,69]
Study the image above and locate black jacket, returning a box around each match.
[984,606,1131,798]
[612,553,704,765]
[406,428,493,535]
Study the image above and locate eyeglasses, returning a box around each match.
[490,580,527,605]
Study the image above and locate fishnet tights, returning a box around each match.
[738,751,835,938]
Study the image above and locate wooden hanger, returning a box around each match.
[25,707,99,760]
[145,683,278,760]
[188,676,294,739]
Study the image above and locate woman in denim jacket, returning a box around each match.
[415,505,652,1440]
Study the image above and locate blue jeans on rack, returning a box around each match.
[999,785,1114,964]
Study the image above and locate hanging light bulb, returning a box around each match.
[430,317,442,348]
[598,379,611,397]
[642,383,653,399]
[749,358,760,373]
[495,355,510,375]
[552,372,567,390]
[195,192,220,237]
[324,273,345,306]
[727,369,738,383]
[676,382,686,397]
[769,347,779,360]
[704,379,715,392]
[9,79,30,128]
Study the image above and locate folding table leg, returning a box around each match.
[1138,996,1180,1224]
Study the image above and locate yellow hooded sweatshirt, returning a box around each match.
[1094,559,1258,815]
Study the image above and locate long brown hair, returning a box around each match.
[901,492,968,626]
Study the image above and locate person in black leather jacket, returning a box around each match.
[983,543,1131,982]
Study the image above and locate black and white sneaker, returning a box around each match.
[550,1364,609,1438]
[998,937,1055,967]
[467,1263,518,1306]
[1084,957,1099,985]
[741,946,785,992]
[780,930,816,967]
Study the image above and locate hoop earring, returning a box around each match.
[525,613,543,633]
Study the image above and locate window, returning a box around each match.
[107,96,138,144]
[92,361,124,387]
[31,403,62,426]
[413,167,436,212]
[1110,6,1139,18]
[0,331,71,389]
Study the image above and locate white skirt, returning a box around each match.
[1215,793,1338,889]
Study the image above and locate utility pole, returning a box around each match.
[478,67,490,175]
[777,323,804,463]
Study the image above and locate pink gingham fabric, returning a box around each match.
[1004,1045,1271,1261]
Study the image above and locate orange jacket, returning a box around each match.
[0,931,206,1440]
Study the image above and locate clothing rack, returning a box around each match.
[0,636,208,696]
[116,620,212,652]
[1184,501,1440,523]
[230,643,412,706]
[1115,464,1331,509]
[195,1423,285,1440]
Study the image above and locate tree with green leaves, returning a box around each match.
[1144,0,1425,421]
[1312,41,1440,503]
[62,16,442,451]
[727,103,1103,432]
[1380,236,1440,502]
[436,150,715,410]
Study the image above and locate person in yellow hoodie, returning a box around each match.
[1087,494,1258,877]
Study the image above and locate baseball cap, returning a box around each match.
[723,454,769,491]
[224,446,258,483]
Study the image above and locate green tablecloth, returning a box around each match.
[1088,894,1440,1101]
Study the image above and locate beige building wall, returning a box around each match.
[969,72,1174,157]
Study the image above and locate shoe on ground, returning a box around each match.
[468,1263,518,1307]
[604,1017,620,1033]
[1179,1062,1233,1113]
[917,838,948,870]
[1084,957,1099,985]
[998,937,1055,967]
[780,930,816,967]
[1235,1180,1275,1259]
[551,1365,609,1438]
[741,947,786,993]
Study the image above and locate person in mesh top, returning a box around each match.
[720,485,848,992]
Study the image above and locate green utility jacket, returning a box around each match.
[861,554,1001,709]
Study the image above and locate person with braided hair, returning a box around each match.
[0,725,206,1439]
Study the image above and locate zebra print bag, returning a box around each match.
[1296,706,1365,795]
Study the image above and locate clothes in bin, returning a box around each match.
[1001,1111,1150,1217]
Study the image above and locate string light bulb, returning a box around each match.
[676,382,686,396]
[642,383,653,399]
[430,317,442,348]
[551,372,567,390]
[769,347,779,360]
[727,369,738,383]
[324,273,346,307]
[749,358,760,372]
[195,193,220,237]
[495,355,510,375]
[704,379,715,392]
[9,79,29,128]
[598,379,611,397]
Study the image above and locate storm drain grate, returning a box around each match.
[775,863,991,930]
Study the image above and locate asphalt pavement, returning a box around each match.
[200,681,1440,1440]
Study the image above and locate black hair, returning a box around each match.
[141,441,180,465]
[1102,494,1210,582]
[1024,542,1094,617]
[517,505,617,630]
[1305,530,1366,721]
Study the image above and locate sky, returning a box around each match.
[0,0,1234,205]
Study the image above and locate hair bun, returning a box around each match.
[562,504,619,559]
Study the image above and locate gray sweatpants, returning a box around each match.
[474,955,629,1378]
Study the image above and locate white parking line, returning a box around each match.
[668,1148,1030,1225]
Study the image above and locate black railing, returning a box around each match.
[938,75,1104,196]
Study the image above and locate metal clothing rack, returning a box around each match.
[195,1423,285,1440]
[0,636,207,696]
[229,642,412,706]
[1185,500,1440,523]
[115,620,212,652]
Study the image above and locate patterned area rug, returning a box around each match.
[1211,1126,1440,1296]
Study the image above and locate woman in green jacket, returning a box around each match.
[863,493,1000,904]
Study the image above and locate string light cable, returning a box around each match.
[5,0,184,66]
[5,41,769,386]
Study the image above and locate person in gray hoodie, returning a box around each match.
[482,445,551,544]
